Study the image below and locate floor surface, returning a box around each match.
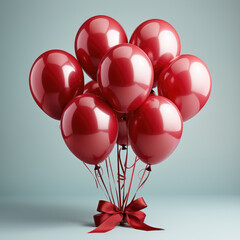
[0,195,239,240]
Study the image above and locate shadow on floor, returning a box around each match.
[0,200,94,227]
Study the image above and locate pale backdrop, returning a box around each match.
[0,0,239,198]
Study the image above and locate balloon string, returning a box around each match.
[117,144,122,209]
[138,170,150,190]
[131,165,151,203]
[105,159,115,205]
[126,158,139,169]
[119,149,125,175]
[82,162,98,188]
[94,168,109,200]
[84,142,150,210]
[108,156,120,206]
[121,136,129,210]
[117,145,129,209]
[95,167,112,203]
[122,156,138,209]
[122,145,128,204]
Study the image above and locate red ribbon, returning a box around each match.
[89,197,164,233]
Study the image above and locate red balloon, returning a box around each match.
[130,19,181,88]
[82,81,129,146]
[29,50,84,120]
[158,54,212,121]
[128,95,183,165]
[61,94,118,165]
[115,112,129,146]
[75,15,128,81]
[98,43,154,113]
[82,80,104,99]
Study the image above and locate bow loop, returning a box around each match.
[128,210,146,222]
[97,200,119,214]
[125,197,147,213]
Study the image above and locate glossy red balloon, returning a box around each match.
[158,54,212,121]
[130,19,181,88]
[98,43,154,113]
[61,94,118,165]
[82,81,129,146]
[29,50,84,120]
[75,15,128,81]
[115,112,129,146]
[128,95,183,165]
[82,80,104,99]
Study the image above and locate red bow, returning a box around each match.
[89,197,164,233]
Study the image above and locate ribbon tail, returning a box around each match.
[126,214,164,231]
[89,214,123,233]
[93,213,111,227]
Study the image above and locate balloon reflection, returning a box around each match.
[128,95,183,165]
[75,15,128,81]
[29,50,84,120]
[98,43,153,113]
[61,94,118,165]
[130,19,181,87]
[158,55,211,121]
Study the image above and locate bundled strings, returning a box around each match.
[83,144,151,212]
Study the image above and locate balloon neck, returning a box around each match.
[146,165,151,172]
[94,165,101,170]
[120,114,127,121]
[121,145,127,150]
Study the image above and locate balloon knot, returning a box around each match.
[94,165,101,170]
[122,145,127,150]
[120,114,127,121]
[146,165,151,171]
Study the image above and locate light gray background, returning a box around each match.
[0,0,240,239]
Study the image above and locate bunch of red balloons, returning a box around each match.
[29,15,211,167]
